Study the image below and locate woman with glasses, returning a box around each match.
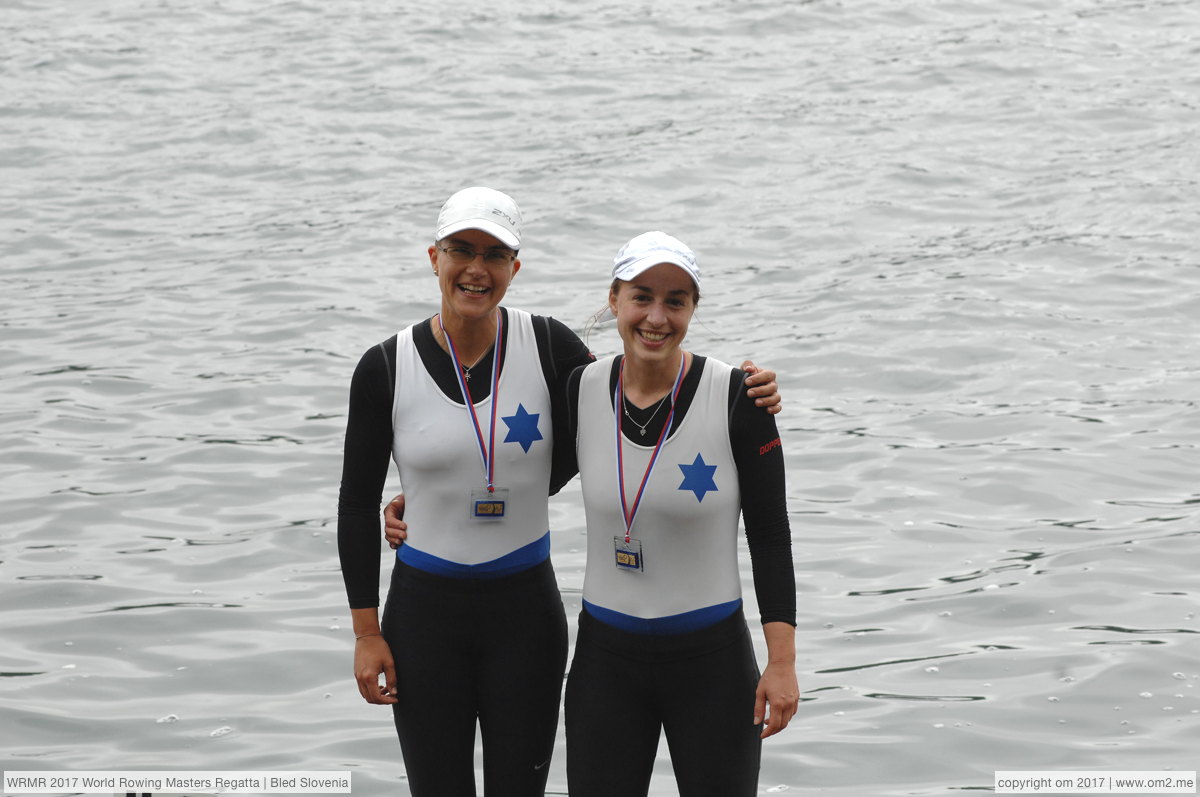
[562,232,798,796]
[337,187,780,796]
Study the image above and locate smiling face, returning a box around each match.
[428,228,521,325]
[609,262,698,368]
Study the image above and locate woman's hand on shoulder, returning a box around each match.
[740,360,781,415]
[383,494,407,549]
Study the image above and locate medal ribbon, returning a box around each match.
[614,353,686,543]
[439,311,504,492]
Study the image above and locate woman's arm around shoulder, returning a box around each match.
[536,315,595,495]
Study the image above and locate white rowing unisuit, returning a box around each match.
[391,307,553,576]
[576,354,743,633]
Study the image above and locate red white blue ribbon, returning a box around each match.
[439,311,504,492]
[614,353,686,543]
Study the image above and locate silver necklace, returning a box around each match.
[622,393,670,437]
[459,348,493,381]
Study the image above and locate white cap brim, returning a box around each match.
[612,253,699,287]
[436,218,521,250]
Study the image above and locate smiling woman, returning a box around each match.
[336,187,587,797]
[430,227,522,370]
[429,189,523,356]
[563,232,798,797]
[610,260,698,400]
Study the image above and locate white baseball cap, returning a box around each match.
[435,186,523,249]
[612,231,700,289]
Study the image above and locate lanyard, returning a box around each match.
[614,353,686,543]
[439,311,504,492]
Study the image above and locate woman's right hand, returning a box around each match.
[354,635,398,705]
[383,494,408,550]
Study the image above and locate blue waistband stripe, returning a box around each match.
[397,531,551,579]
[582,598,742,635]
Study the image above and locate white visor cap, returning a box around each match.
[435,186,523,250]
[611,231,699,289]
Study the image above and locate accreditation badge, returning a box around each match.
[470,487,509,520]
[613,536,645,573]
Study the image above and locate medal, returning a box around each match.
[613,536,644,572]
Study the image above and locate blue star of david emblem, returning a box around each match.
[502,403,543,453]
[678,453,718,502]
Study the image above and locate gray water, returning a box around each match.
[2,0,1197,794]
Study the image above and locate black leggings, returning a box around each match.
[381,557,568,796]
[564,607,762,797]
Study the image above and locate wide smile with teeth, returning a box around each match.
[638,329,670,343]
[459,284,489,295]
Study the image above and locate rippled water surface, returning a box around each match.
[2,0,1197,794]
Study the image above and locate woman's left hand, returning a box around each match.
[754,660,799,738]
[740,360,781,415]
[383,494,407,550]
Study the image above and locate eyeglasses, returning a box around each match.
[436,245,517,267]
